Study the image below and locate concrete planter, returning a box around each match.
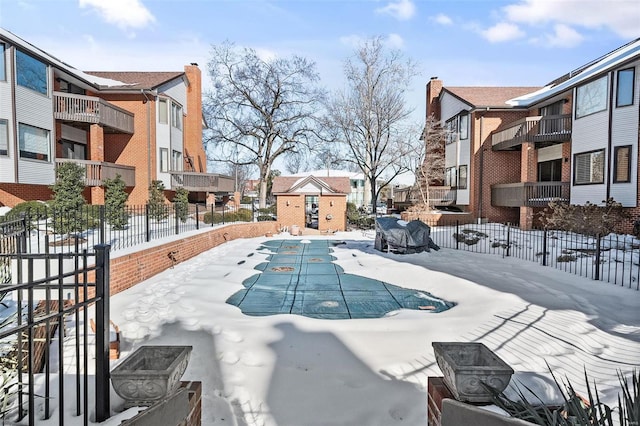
[433,342,513,403]
[111,345,192,408]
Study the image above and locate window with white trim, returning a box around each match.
[16,50,48,95]
[459,114,468,140]
[172,150,182,171]
[575,76,608,118]
[573,149,604,185]
[444,166,457,187]
[171,102,182,130]
[160,148,169,172]
[458,165,467,189]
[616,68,635,107]
[613,145,631,183]
[159,99,168,124]
[0,43,5,81]
[19,123,50,162]
[0,119,8,156]
[445,117,457,145]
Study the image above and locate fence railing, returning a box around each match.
[53,92,135,134]
[491,181,570,207]
[491,114,572,151]
[0,203,259,255]
[55,159,136,187]
[0,246,112,424]
[416,219,639,290]
[169,172,236,192]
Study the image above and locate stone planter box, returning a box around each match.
[433,342,513,403]
[111,345,192,408]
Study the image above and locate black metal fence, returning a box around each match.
[0,203,257,254]
[0,245,112,425]
[419,220,640,290]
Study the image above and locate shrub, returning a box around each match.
[174,187,190,223]
[203,208,253,224]
[257,215,276,221]
[2,201,49,232]
[50,162,88,235]
[104,174,129,230]
[485,366,639,426]
[148,180,168,222]
[539,198,628,236]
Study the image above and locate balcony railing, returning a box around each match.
[491,181,569,207]
[491,114,572,151]
[56,159,135,187]
[170,172,235,192]
[53,92,135,134]
[397,186,457,206]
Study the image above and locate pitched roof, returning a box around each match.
[443,87,541,108]
[272,175,351,195]
[84,71,185,90]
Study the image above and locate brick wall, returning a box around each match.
[318,195,346,232]
[0,184,53,207]
[276,195,306,230]
[109,221,279,295]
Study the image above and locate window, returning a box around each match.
[538,159,562,182]
[616,68,635,107]
[18,123,50,161]
[613,145,631,183]
[459,114,468,140]
[16,50,48,95]
[445,117,457,145]
[445,166,457,187]
[60,140,86,160]
[458,165,467,189]
[540,100,563,116]
[575,76,607,118]
[172,150,182,171]
[0,43,5,81]
[0,119,8,156]
[171,102,182,130]
[574,149,604,185]
[159,99,168,124]
[159,148,169,172]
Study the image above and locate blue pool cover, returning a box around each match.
[226,239,456,319]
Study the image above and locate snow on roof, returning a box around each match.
[507,38,640,107]
[0,27,128,88]
[292,169,364,179]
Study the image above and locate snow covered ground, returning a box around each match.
[100,230,640,426]
[1,227,638,425]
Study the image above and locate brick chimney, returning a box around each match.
[426,77,443,121]
[183,64,206,173]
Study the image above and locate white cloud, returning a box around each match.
[481,22,525,43]
[432,13,453,25]
[78,0,155,31]
[255,48,278,63]
[504,0,640,39]
[339,34,365,49]
[385,33,405,49]
[544,24,584,48]
[375,0,416,21]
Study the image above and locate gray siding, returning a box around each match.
[570,84,609,205]
[610,61,639,207]
[15,81,55,185]
[440,92,472,123]
[159,79,187,115]
[0,46,14,182]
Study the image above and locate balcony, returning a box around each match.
[396,186,457,206]
[56,159,135,187]
[491,114,571,151]
[170,172,235,193]
[54,92,135,134]
[491,181,569,207]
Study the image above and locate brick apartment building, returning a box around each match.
[0,27,233,208]
[423,37,640,232]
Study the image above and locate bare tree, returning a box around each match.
[414,115,446,210]
[203,41,326,207]
[283,151,308,175]
[225,161,252,195]
[325,36,420,213]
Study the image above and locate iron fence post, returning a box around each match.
[94,244,111,422]
[595,233,601,281]
[506,223,511,257]
[195,203,200,230]
[175,203,179,235]
[223,203,225,224]
[211,203,215,227]
[20,212,27,253]
[145,204,151,242]
[455,220,459,250]
[99,205,105,245]
[542,228,548,266]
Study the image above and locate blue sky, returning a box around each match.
[1,0,639,125]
